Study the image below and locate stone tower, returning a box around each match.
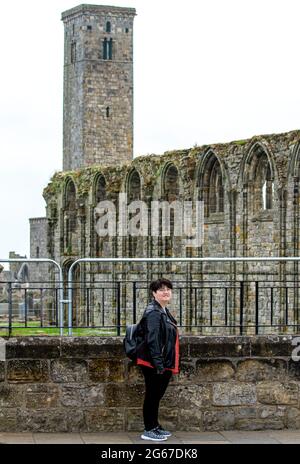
[61,4,136,171]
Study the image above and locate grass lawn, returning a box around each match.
[0,321,119,337]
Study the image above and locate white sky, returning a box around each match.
[0,0,300,266]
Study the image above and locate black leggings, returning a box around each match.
[140,366,172,431]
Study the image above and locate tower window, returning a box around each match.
[125,28,129,33]
[106,107,110,118]
[72,24,75,35]
[103,38,113,60]
[71,42,76,64]
[36,247,40,258]
[87,25,92,31]
[106,21,111,33]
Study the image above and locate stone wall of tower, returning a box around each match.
[29,218,49,283]
[62,4,136,171]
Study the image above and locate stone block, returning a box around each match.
[286,407,300,428]
[250,336,293,357]
[60,337,124,358]
[18,409,85,433]
[25,384,60,409]
[126,408,144,432]
[0,409,19,432]
[88,359,125,383]
[7,360,49,383]
[213,383,256,406]
[256,381,299,405]
[84,408,125,432]
[158,408,178,431]
[235,419,284,431]
[195,360,235,382]
[162,384,211,409]
[0,384,24,407]
[236,359,287,382]
[6,337,61,359]
[60,384,105,407]
[203,408,235,431]
[189,337,251,358]
[105,383,144,408]
[177,408,203,431]
[50,359,88,383]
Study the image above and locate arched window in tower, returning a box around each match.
[106,107,110,118]
[248,146,274,214]
[36,247,40,258]
[106,21,111,33]
[127,169,142,257]
[163,164,180,257]
[201,155,224,218]
[65,180,77,253]
[103,38,113,60]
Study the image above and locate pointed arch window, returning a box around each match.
[94,175,107,257]
[127,170,142,258]
[201,155,224,218]
[65,180,77,253]
[248,148,274,214]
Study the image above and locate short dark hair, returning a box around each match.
[150,278,173,294]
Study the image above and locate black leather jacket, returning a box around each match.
[136,299,178,373]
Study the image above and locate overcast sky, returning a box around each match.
[1,0,300,266]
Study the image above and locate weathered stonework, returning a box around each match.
[1,335,300,432]
[62,4,136,170]
[42,129,300,335]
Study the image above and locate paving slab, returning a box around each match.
[176,432,228,442]
[81,433,133,444]
[0,433,35,444]
[33,433,84,444]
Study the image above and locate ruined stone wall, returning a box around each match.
[43,130,300,334]
[1,336,300,432]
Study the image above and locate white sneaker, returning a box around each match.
[141,429,168,441]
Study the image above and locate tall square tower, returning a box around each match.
[62,4,136,170]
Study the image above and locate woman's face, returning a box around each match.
[153,285,172,306]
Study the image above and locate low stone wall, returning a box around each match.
[1,336,300,432]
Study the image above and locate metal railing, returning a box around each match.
[1,257,300,337]
[0,259,64,336]
[67,257,300,336]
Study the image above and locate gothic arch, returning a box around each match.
[92,173,107,258]
[93,173,107,205]
[288,142,300,179]
[63,178,77,254]
[125,169,142,257]
[162,163,180,202]
[196,149,228,218]
[241,141,277,214]
[126,168,142,202]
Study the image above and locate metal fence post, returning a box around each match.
[8,282,12,337]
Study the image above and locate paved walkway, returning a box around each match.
[1,430,300,444]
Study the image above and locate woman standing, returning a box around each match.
[136,278,180,441]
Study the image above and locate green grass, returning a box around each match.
[0,321,118,337]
